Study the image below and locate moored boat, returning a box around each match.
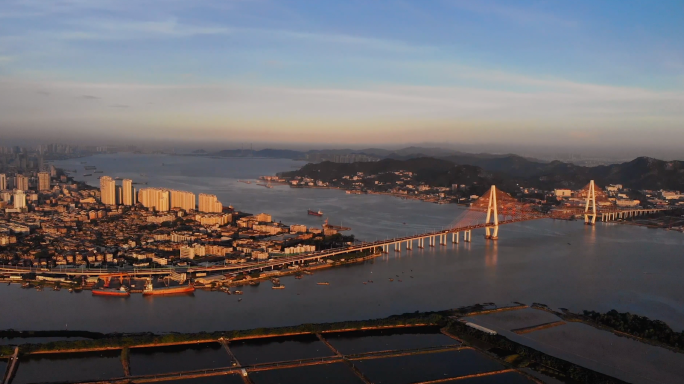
[308,209,323,216]
[143,281,195,296]
[317,282,329,285]
[92,286,130,297]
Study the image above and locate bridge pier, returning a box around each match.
[406,240,412,250]
[464,230,471,243]
[452,232,459,244]
[440,234,446,246]
[418,238,424,249]
[429,236,435,247]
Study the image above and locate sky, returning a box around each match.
[0,0,683,152]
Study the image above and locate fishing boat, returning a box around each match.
[143,281,194,296]
[308,209,323,217]
[317,282,329,285]
[92,286,130,297]
[272,285,285,289]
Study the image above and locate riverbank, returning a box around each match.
[214,250,383,290]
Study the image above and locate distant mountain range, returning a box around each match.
[281,156,684,192]
[198,146,684,191]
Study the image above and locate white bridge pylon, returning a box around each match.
[584,180,597,225]
[484,185,499,240]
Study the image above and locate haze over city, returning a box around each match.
[1,0,683,155]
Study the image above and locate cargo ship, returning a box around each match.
[143,281,195,296]
[92,286,130,297]
[308,209,323,216]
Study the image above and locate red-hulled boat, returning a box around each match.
[308,209,323,216]
[92,286,130,297]
[143,282,195,296]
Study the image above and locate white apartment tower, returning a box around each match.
[99,176,117,205]
[122,179,134,206]
[15,175,29,191]
[199,193,223,213]
[37,172,50,191]
[138,188,170,212]
[13,190,26,209]
[0,174,6,190]
[170,190,196,211]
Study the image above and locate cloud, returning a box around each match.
[47,18,428,53]
[79,94,100,100]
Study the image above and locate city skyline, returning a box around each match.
[0,0,683,149]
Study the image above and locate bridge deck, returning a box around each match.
[0,208,669,278]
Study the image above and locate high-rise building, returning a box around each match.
[100,176,117,205]
[37,172,50,191]
[122,179,134,206]
[49,165,57,178]
[15,175,29,191]
[199,193,223,213]
[13,190,26,209]
[138,188,170,212]
[0,174,6,190]
[170,190,196,211]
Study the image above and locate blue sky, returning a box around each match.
[1,0,683,148]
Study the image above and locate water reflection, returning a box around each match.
[250,363,362,384]
[12,351,123,384]
[354,349,505,384]
[485,240,498,268]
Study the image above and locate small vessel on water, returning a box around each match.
[92,286,130,297]
[238,180,252,184]
[82,173,92,177]
[234,290,243,295]
[143,281,195,296]
[308,209,323,217]
[272,285,285,289]
[317,282,329,285]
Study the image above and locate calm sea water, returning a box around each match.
[129,343,232,376]
[1,153,683,333]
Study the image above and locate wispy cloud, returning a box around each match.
[79,94,100,100]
